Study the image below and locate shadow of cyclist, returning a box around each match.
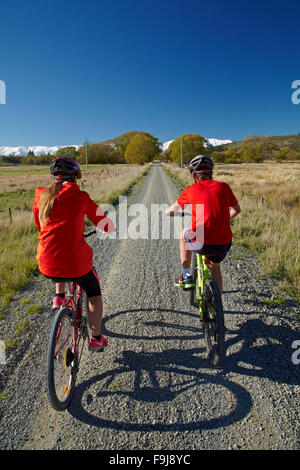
[223,318,299,385]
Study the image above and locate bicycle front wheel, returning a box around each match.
[47,307,77,411]
[203,279,225,366]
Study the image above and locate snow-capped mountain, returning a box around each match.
[0,145,80,157]
[205,138,233,147]
[160,138,232,152]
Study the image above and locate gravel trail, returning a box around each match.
[0,164,299,450]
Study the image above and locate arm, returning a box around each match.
[230,203,241,219]
[166,200,181,216]
[86,197,115,233]
[32,188,45,232]
[32,200,41,232]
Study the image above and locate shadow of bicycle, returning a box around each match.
[68,307,254,431]
[68,306,298,431]
[68,346,253,431]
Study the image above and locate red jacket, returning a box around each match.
[32,182,114,278]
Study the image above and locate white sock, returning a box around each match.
[183,268,190,278]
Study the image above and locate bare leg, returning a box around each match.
[208,263,223,295]
[56,282,65,294]
[87,295,103,337]
[180,229,192,269]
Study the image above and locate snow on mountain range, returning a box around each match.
[0,138,232,157]
[161,138,232,152]
[0,145,81,157]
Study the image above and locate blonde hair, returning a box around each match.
[39,181,61,226]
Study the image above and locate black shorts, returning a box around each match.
[44,267,101,298]
[184,229,232,263]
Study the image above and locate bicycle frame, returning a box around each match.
[64,282,88,360]
[194,254,213,320]
[65,282,83,318]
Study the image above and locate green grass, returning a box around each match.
[26,304,43,315]
[15,313,30,336]
[261,296,287,307]
[3,302,43,351]
[0,223,39,309]
[0,189,35,212]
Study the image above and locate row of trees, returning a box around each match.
[54,133,208,165]
[210,135,300,163]
[20,132,162,165]
[2,132,300,166]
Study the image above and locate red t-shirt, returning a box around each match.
[32,182,113,278]
[177,179,238,245]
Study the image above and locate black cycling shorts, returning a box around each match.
[184,229,232,263]
[44,267,101,298]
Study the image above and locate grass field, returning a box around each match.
[0,164,149,310]
[164,162,300,302]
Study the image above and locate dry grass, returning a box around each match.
[0,164,149,309]
[79,165,147,204]
[164,162,300,301]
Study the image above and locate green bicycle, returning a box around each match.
[190,253,225,366]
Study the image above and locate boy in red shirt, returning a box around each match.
[166,155,241,294]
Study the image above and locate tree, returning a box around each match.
[110,131,161,162]
[124,134,160,164]
[56,146,79,159]
[166,134,206,164]
[77,142,121,164]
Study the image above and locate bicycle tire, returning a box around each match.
[190,256,199,308]
[203,278,225,366]
[47,307,77,411]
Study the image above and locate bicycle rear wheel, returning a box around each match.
[203,278,225,366]
[47,307,77,411]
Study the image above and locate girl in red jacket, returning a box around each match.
[32,157,114,351]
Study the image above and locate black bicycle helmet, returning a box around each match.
[189,155,214,174]
[50,157,82,180]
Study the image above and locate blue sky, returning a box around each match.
[0,0,299,146]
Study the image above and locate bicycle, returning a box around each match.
[46,229,100,411]
[189,252,225,366]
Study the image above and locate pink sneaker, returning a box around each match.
[52,296,66,310]
[89,335,108,351]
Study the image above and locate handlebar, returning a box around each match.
[84,230,97,238]
[175,211,191,217]
[84,211,109,238]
